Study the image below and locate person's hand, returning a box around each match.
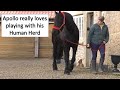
[103,41,106,44]
[86,44,90,48]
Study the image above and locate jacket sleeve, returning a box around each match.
[87,25,94,44]
[104,26,109,43]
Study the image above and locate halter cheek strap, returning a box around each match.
[53,12,65,31]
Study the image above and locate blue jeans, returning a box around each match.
[90,42,105,61]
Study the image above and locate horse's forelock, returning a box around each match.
[54,12,64,27]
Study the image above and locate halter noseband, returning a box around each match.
[53,12,65,31]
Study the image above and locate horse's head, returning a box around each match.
[53,11,65,31]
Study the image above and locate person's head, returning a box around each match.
[97,16,105,25]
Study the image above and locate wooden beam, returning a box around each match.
[34,37,39,58]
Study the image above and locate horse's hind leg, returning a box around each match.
[69,46,77,72]
[64,45,70,75]
[53,43,58,70]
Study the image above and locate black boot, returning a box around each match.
[90,60,97,74]
[98,59,104,72]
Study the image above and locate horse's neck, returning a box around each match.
[63,14,77,34]
[65,23,75,33]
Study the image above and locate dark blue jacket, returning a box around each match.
[87,22,109,44]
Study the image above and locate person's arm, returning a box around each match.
[104,26,109,44]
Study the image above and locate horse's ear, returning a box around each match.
[59,11,61,13]
[55,11,58,15]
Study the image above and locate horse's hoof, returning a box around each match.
[69,65,74,72]
[56,59,61,64]
[69,69,72,72]
[64,70,70,75]
[53,68,58,71]
[53,69,58,71]
[53,66,58,70]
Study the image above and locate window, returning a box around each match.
[73,15,83,37]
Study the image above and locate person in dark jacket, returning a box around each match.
[87,16,109,73]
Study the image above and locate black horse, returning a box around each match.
[52,11,79,75]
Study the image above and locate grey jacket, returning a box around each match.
[87,22,109,44]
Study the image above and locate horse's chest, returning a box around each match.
[60,30,65,41]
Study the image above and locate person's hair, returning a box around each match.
[98,16,104,22]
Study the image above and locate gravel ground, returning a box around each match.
[0,58,120,79]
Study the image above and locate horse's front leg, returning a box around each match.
[64,46,70,75]
[53,42,58,70]
[56,44,63,64]
[69,46,77,72]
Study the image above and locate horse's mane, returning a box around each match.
[64,12,78,33]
